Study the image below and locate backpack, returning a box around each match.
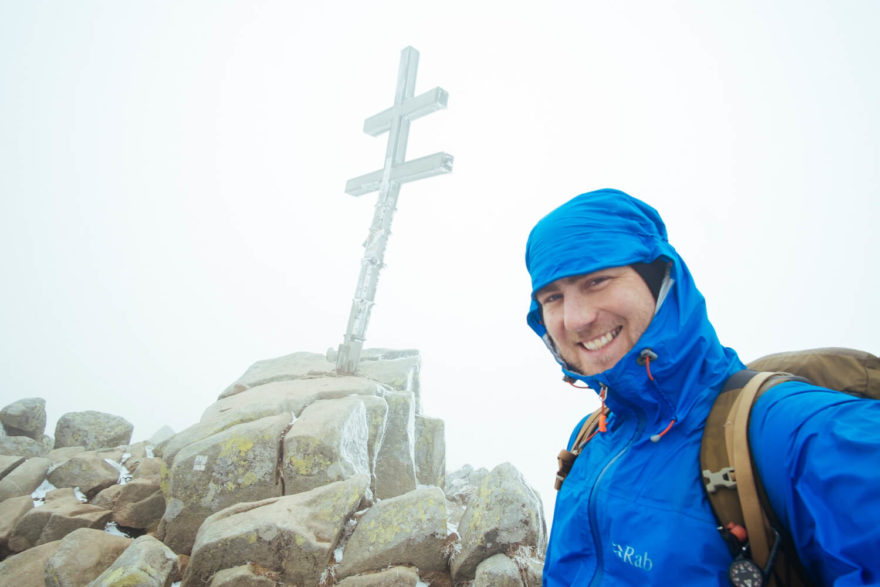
[554,347,880,586]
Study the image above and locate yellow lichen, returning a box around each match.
[219,435,254,459]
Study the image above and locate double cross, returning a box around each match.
[336,47,453,374]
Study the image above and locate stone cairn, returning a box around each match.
[0,349,546,586]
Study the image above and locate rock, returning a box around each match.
[0,540,62,587]
[46,452,119,500]
[282,397,370,494]
[92,478,165,530]
[0,454,25,478]
[88,534,179,587]
[184,474,370,586]
[451,463,546,582]
[54,411,133,450]
[359,395,388,479]
[0,494,34,557]
[131,456,163,481]
[47,446,87,465]
[220,351,336,399]
[119,441,153,474]
[357,353,421,405]
[158,413,290,554]
[336,566,423,586]
[7,487,112,552]
[445,465,489,506]
[0,456,51,501]
[516,549,544,586]
[474,553,524,587]
[43,527,130,586]
[0,398,47,440]
[203,375,380,427]
[415,415,445,487]
[149,425,175,445]
[208,564,281,586]
[162,376,378,465]
[337,486,448,579]
[0,435,49,458]
[372,391,416,499]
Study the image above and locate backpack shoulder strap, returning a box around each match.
[555,406,608,490]
[701,371,793,567]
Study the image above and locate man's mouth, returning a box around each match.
[579,326,622,351]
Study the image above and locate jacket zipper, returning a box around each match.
[587,409,646,586]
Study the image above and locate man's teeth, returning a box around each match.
[580,328,620,351]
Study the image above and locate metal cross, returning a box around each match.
[336,46,453,374]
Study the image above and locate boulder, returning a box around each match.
[0,398,47,440]
[131,456,163,481]
[0,456,51,501]
[46,453,119,500]
[336,566,423,586]
[184,474,370,586]
[359,395,388,478]
[149,425,176,445]
[451,463,546,582]
[0,494,34,557]
[337,486,448,578]
[474,553,523,587]
[43,527,130,586]
[92,478,165,530]
[54,411,133,450]
[282,397,370,494]
[208,564,281,586]
[47,446,87,465]
[158,413,290,554]
[203,375,380,426]
[0,454,25,478]
[161,376,378,465]
[88,534,179,587]
[445,465,490,533]
[7,487,112,552]
[415,415,445,487]
[220,351,337,399]
[372,391,416,499]
[356,352,421,404]
[0,540,62,587]
[0,435,49,458]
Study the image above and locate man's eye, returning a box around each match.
[541,293,562,304]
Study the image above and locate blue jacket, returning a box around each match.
[525,189,880,585]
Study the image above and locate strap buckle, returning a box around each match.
[703,467,736,493]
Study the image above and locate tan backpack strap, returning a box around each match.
[731,371,777,568]
[555,407,607,490]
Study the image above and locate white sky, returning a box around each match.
[2,1,878,524]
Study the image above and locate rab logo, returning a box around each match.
[612,542,653,571]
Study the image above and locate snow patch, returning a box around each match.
[31,478,57,506]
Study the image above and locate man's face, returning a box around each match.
[535,265,656,376]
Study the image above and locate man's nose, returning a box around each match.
[563,291,597,332]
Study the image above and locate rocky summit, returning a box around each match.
[0,349,546,585]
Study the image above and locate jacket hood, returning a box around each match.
[525,189,743,425]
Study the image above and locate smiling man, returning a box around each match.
[525,189,880,585]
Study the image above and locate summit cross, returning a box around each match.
[336,46,453,375]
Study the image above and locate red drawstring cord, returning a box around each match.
[644,354,654,381]
[650,419,676,442]
[566,380,609,436]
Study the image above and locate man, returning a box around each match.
[525,189,880,585]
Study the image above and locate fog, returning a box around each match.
[2,1,878,524]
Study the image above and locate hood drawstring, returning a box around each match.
[598,384,608,432]
[565,380,609,439]
[650,418,676,442]
[638,348,676,442]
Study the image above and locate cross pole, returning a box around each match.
[336,47,453,375]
